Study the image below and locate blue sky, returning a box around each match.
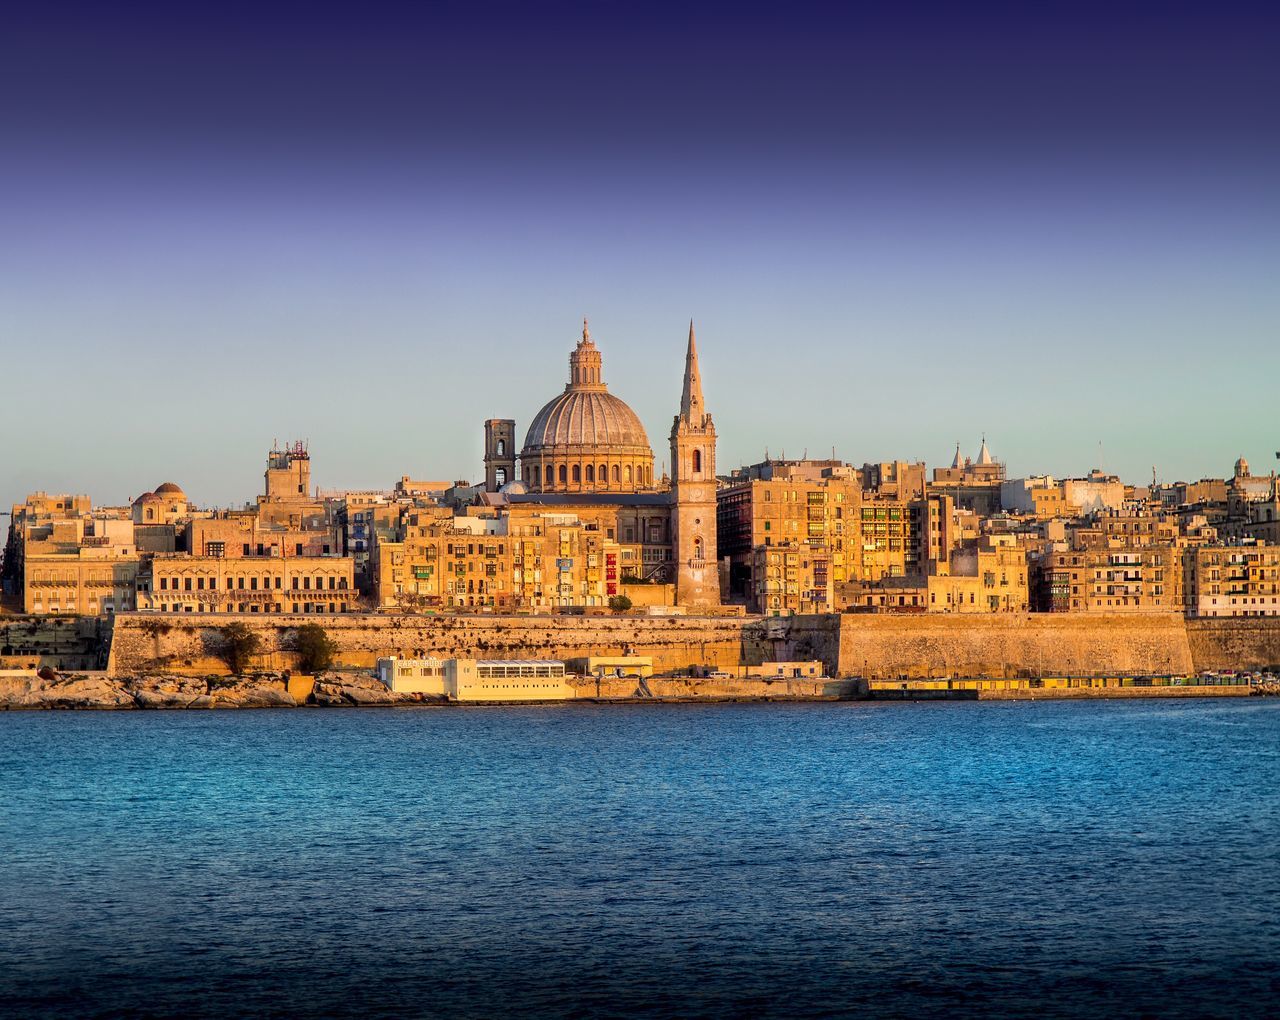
[3,2,1277,511]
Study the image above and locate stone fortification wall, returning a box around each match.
[105,611,1280,681]
[108,612,761,677]
[821,612,1195,679]
[0,616,108,670]
[1187,618,1280,672]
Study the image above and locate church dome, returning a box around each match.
[519,321,655,493]
[523,389,650,451]
[154,482,185,497]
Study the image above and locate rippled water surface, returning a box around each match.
[2,700,1278,1018]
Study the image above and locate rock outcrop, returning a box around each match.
[127,675,209,709]
[0,669,443,709]
[206,676,297,708]
[0,674,136,710]
[311,670,443,707]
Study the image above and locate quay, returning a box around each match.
[864,674,1261,701]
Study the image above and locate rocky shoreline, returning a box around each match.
[2,669,1276,710]
[0,671,444,710]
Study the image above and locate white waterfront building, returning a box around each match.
[376,656,571,701]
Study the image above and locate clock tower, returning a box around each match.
[669,321,720,608]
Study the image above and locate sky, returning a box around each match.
[2,1,1278,513]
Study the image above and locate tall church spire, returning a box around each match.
[670,319,718,608]
[680,319,704,421]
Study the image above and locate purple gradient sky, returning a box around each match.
[3,2,1278,511]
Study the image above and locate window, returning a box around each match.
[495,467,507,486]
[496,438,506,456]
[559,465,568,484]
[573,465,581,483]
[585,464,594,483]
[692,449,702,473]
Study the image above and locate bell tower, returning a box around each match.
[669,321,720,608]
[484,419,516,491]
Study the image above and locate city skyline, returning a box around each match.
[4,2,1278,510]
[6,314,1279,515]
[5,314,1279,515]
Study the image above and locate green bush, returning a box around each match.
[220,622,261,674]
[608,594,633,613]
[292,623,338,674]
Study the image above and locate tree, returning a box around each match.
[219,622,261,674]
[292,623,338,674]
[608,594,633,613]
[396,591,437,614]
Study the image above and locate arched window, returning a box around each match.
[625,465,632,484]
[496,439,506,456]
[495,467,507,487]
[598,464,607,485]
[692,449,702,473]
[613,465,621,483]
[572,465,581,483]
[559,464,567,484]
[585,464,594,483]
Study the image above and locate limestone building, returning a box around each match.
[1183,543,1280,618]
[138,553,356,614]
[371,505,622,612]
[931,439,1005,515]
[20,516,141,616]
[478,319,719,606]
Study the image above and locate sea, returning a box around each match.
[1,699,1277,1019]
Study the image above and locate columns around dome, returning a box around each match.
[521,452,655,494]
